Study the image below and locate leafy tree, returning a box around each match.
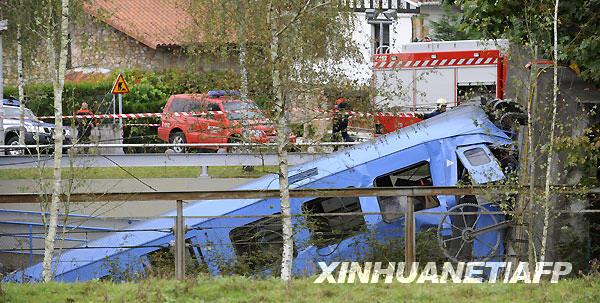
[445,0,600,85]
[184,0,360,280]
[429,5,482,41]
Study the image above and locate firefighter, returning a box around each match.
[419,98,448,119]
[75,102,97,145]
[332,98,353,151]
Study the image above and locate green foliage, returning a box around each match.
[445,0,600,85]
[4,274,600,302]
[429,5,483,41]
[357,228,446,268]
[3,81,113,117]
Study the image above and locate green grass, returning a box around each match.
[1,276,599,303]
[0,166,277,180]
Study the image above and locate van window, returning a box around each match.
[169,98,187,112]
[373,161,440,223]
[207,103,221,112]
[229,214,290,271]
[186,99,205,112]
[302,196,365,248]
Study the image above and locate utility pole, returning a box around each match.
[0,20,8,153]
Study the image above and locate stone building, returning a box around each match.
[71,0,234,73]
[2,0,234,85]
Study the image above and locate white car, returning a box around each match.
[2,99,73,155]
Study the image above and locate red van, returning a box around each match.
[158,91,295,153]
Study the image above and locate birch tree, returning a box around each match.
[447,0,597,266]
[1,0,40,150]
[540,0,560,263]
[41,0,70,282]
[184,0,359,279]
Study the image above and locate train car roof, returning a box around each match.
[10,103,512,281]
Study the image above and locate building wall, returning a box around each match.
[412,5,443,40]
[1,15,236,87]
[329,12,413,85]
[70,15,235,73]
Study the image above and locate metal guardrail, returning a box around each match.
[1,185,598,281]
[0,152,329,171]
[1,185,598,204]
[0,142,361,149]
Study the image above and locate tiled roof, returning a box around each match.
[84,0,198,49]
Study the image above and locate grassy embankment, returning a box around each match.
[1,276,599,303]
[0,166,277,179]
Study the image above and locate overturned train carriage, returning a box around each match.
[8,103,519,282]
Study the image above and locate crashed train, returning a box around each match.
[7,101,519,282]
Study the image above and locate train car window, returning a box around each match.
[463,147,491,166]
[456,144,505,184]
[373,161,440,223]
[302,196,366,248]
[229,214,290,271]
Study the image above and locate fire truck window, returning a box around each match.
[463,147,491,166]
[374,161,440,223]
[229,214,293,272]
[302,196,366,249]
[169,98,187,112]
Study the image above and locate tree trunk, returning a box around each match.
[269,1,293,281]
[540,0,560,263]
[17,23,25,146]
[42,0,69,282]
[526,46,539,265]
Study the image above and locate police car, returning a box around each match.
[2,99,73,155]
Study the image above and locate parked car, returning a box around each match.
[2,99,73,155]
[158,91,296,153]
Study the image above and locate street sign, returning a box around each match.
[111,74,130,94]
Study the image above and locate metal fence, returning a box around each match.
[1,185,598,281]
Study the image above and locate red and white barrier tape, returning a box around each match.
[30,108,417,120]
[125,123,160,127]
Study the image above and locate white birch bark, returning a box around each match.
[540,0,560,263]
[42,0,69,282]
[527,46,539,265]
[17,24,25,147]
[268,1,293,281]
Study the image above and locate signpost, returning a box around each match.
[111,74,130,146]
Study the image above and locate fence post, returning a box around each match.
[29,224,33,266]
[404,198,416,274]
[175,199,185,280]
[200,166,209,177]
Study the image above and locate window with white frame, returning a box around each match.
[373,23,390,54]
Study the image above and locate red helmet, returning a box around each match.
[335,98,347,105]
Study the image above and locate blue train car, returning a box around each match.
[7,103,516,282]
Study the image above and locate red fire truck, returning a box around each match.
[372,39,509,134]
